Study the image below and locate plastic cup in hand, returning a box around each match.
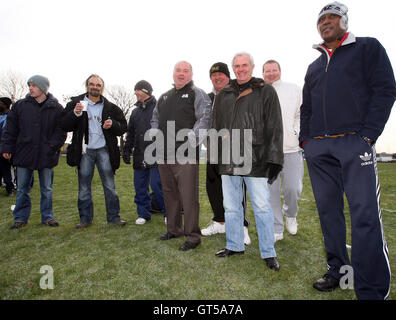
[80,100,88,111]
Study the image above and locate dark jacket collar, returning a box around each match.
[173,80,194,91]
[25,93,57,107]
[135,95,156,109]
[229,77,264,90]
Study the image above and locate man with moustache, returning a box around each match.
[0,76,66,229]
[61,74,127,229]
[151,61,212,251]
[212,53,283,271]
[300,2,395,299]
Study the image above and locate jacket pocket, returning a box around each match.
[15,136,33,164]
[46,144,61,167]
[66,143,80,167]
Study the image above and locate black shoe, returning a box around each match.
[160,232,178,240]
[215,248,244,257]
[179,241,200,251]
[43,219,59,227]
[10,221,27,230]
[108,219,126,226]
[313,274,340,292]
[264,257,280,271]
[75,222,92,229]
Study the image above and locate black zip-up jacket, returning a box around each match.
[151,81,212,161]
[212,77,283,183]
[124,96,157,170]
[61,93,127,172]
[0,93,66,170]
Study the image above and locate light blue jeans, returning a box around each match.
[78,147,121,223]
[13,167,55,223]
[222,175,276,259]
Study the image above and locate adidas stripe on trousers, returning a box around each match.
[304,133,391,300]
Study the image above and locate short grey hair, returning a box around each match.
[232,52,254,67]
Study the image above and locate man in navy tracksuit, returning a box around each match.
[123,80,166,225]
[300,2,396,299]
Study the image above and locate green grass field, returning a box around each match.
[0,157,395,300]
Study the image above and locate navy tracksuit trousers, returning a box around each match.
[304,134,391,300]
[134,167,165,220]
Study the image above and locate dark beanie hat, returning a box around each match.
[209,62,230,79]
[134,80,153,96]
[0,97,12,108]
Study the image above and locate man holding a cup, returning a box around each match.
[61,74,128,229]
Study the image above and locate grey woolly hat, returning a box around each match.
[27,75,50,94]
[134,80,153,96]
[317,1,349,30]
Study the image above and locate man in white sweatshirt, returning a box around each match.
[263,60,303,242]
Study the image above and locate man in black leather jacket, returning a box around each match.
[212,52,283,271]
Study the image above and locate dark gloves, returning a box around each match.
[267,164,282,185]
[123,151,131,165]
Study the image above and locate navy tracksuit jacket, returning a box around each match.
[300,33,396,300]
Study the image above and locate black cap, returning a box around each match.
[209,62,230,79]
[0,97,12,108]
[134,80,153,96]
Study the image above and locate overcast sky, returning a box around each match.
[1,0,395,153]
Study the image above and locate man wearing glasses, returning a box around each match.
[61,74,127,229]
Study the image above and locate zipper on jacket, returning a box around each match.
[320,46,332,136]
[322,72,329,136]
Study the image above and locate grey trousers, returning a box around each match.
[269,151,304,234]
[158,162,201,244]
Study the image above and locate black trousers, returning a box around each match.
[206,163,249,226]
[0,156,13,193]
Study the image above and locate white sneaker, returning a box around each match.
[135,217,147,225]
[11,205,15,211]
[285,217,298,235]
[244,226,251,245]
[274,233,284,242]
[164,217,167,225]
[201,221,225,236]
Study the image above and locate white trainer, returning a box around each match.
[164,217,167,225]
[285,217,298,235]
[244,226,251,245]
[201,221,225,236]
[135,217,147,225]
[274,233,284,242]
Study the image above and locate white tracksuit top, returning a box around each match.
[271,80,302,154]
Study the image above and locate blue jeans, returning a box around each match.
[134,167,165,220]
[222,175,276,259]
[13,167,54,223]
[78,147,121,223]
